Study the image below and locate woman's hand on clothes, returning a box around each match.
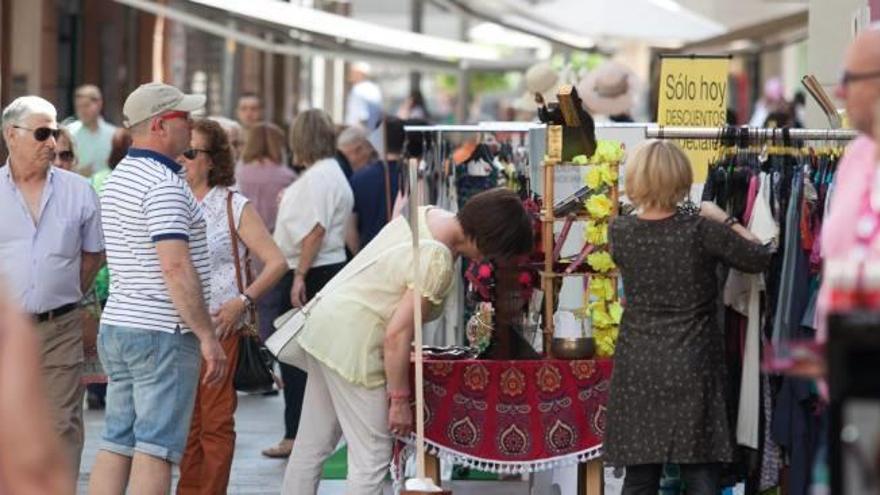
[212,297,246,340]
[699,201,729,223]
[291,274,307,308]
[388,399,413,437]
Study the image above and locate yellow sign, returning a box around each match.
[657,57,730,183]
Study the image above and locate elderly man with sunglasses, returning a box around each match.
[0,95,105,485]
[87,82,227,495]
[817,25,880,341]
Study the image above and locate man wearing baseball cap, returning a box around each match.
[89,83,227,495]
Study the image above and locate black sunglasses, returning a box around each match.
[182,148,211,160]
[840,69,880,86]
[55,150,75,162]
[13,125,61,142]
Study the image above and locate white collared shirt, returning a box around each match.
[0,163,104,313]
[274,157,354,270]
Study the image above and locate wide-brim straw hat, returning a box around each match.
[577,61,639,116]
[525,62,562,104]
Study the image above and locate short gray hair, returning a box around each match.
[337,124,369,148]
[2,96,57,132]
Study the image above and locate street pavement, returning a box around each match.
[77,392,529,494]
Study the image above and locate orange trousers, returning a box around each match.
[177,333,240,495]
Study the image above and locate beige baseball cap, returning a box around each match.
[122,82,206,128]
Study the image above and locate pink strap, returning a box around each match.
[742,174,760,224]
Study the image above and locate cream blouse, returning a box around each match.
[295,207,454,388]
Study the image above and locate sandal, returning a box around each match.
[261,439,294,458]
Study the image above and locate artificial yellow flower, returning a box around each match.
[590,301,612,327]
[585,220,608,246]
[609,301,623,324]
[594,326,619,358]
[572,154,589,165]
[587,251,615,273]
[585,164,616,191]
[586,194,613,219]
[593,140,625,165]
[589,276,615,301]
[585,166,604,190]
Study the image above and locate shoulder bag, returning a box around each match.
[227,191,276,393]
[267,235,447,368]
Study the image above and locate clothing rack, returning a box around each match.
[646,125,858,142]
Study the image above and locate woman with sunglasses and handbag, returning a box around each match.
[176,119,287,495]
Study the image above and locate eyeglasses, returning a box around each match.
[157,111,190,123]
[13,125,61,142]
[55,150,75,162]
[182,148,211,160]
[840,69,880,86]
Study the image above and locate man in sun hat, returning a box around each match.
[89,82,227,495]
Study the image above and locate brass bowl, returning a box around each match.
[551,337,596,360]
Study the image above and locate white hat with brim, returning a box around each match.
[577,61,639,116]
[525,62,561,104]
[123,82,206,128]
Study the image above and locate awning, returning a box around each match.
[189,0,501,62]
[441,0,598,51]
[114,0,537,73]
[531,0,725,46]
[675,10,808,54]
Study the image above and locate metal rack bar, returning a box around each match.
[404,122,644,133]
[645,125,858,141]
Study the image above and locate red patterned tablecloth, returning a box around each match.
[403,359,613,474]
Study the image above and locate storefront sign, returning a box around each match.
[657,56,730,183]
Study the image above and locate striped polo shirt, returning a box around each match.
[100,148,210,334]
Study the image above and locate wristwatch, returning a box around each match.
[239,293,255,309]
[724,216,739,227]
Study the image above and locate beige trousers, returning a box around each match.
[35,309,85,476]
[282,353,392,495]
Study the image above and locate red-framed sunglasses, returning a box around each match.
[156,111,190,123]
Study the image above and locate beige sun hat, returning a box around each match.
[122,82,206,128]
[577,61,639,116]
[525,62,561,103]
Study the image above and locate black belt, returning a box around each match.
[33,302,79,322]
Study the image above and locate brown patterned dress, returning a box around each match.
[603,213,771,466]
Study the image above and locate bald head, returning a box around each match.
[837,27,880,135]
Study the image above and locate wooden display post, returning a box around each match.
[541,86,613,494]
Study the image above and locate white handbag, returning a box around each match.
[266,240,443,367]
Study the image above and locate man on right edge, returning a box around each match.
[817,25,880,341]
[88,82,227,495]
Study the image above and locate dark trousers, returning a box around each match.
[622,463,721,495]
[278,263,345,439]
[257,276,289,343]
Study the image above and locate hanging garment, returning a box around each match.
[759,373,782,491]
[742,173,760,225]
[724,172,779,450]
[772,169,809,348]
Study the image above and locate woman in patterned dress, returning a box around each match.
[605,140,772,494]
[176,119,287,494]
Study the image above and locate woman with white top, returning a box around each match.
[176,119,287,494]
[266,109,354,459]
